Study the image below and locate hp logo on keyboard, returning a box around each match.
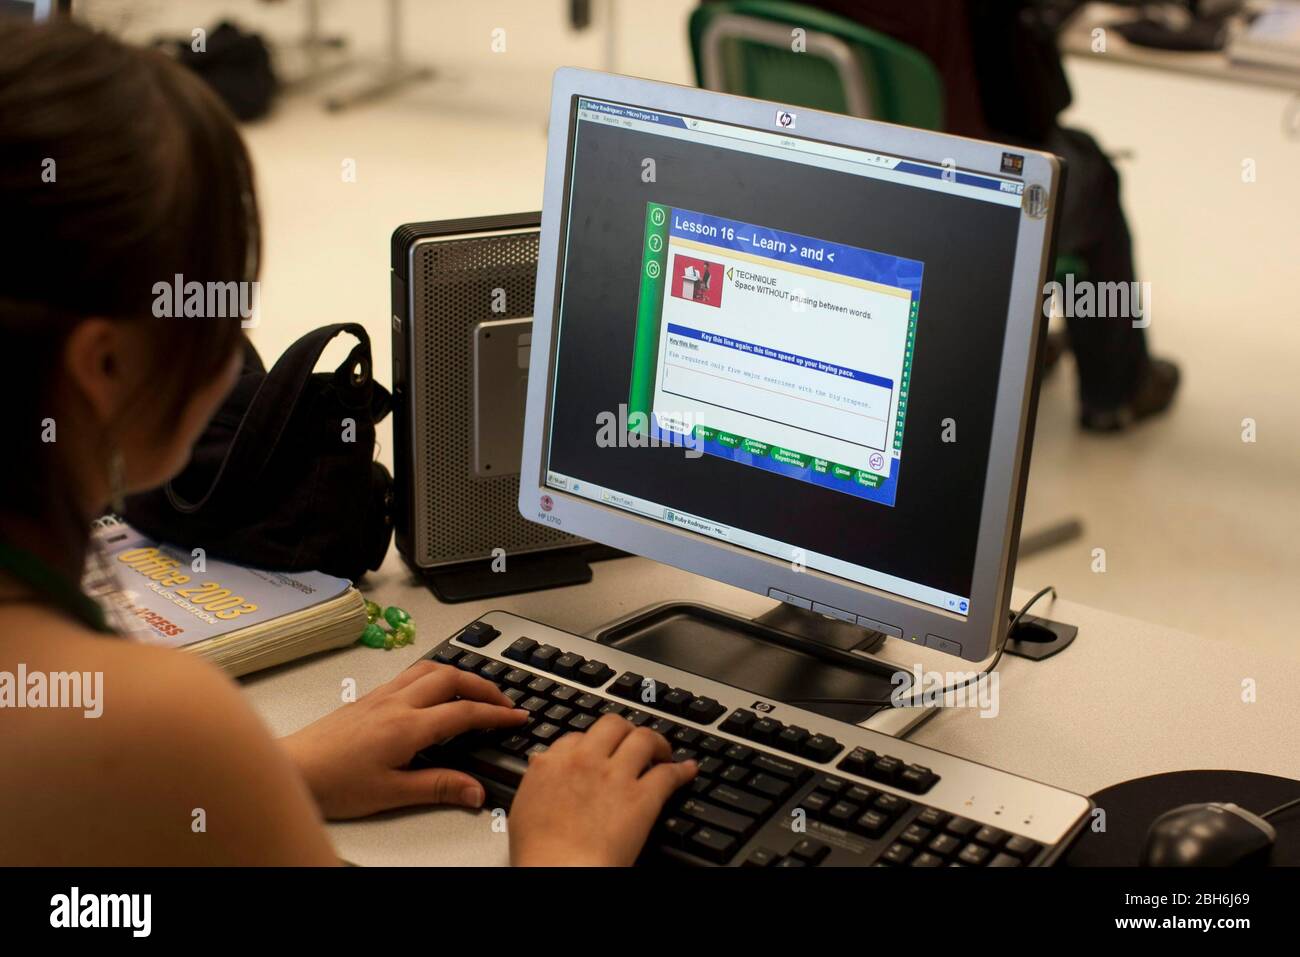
[752,700,775,713]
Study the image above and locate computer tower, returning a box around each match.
[390,213,611,600]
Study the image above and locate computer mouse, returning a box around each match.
[1141,802,1275,867]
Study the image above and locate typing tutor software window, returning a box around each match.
[628,203,923,507]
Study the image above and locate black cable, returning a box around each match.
[1260,796,1300,821]
[784,585,1058,710]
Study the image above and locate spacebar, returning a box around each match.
[458,746,527,790]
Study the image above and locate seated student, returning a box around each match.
[0,19,695,866]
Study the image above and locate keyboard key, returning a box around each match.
[525,743,549,758]
[720,764,749,784]
[479,660,508,681]
[689,828,737,864]
[529,645,561,670]
[828,801,859,824]
[431,645,461,666]
[709,785,772,817]
[609,673,643,701]
[660,816,694,848]
[531,722,563,743]
[499,734,530,754]
[648,718,678,738]
[661,688,694,716]
[988,852,1024,867]
[671,727,702,747]
[502,637,538,662]
[672,747,699,764]
[790,838,830,865]
[455,621,499,647]
[552,652,584,678]
[746,773,789,799]
[900,824,931,845]
[549,684,578,704]
[503,687,526,705]
[844,785,876,805]
[974,825,1008,847]
[751,753,803,781]
[1003,835,1041,859]
[774,856,806,867]
[856,810,890,837]
[911,852,945,867]
[957,843,990,866]
[520,696,550,714]
[723,744,754,764]
[814,775,847,795]
[543,704,574,723]
[719,709,757,736]
[748,717,783,742]
[502,668,532,688]
[803,792,833,815]
[802,734,843,763]
[698,756,724,776]
[698,735,727,754]
[945,816,979,837]
[455,652,485,672]
[574,692,602,712]
[743,847,779,867]
[686,697,726,724]
[568,712,597,731]
[625,710,653,727]
[916,807,949,829]
[775,725,810,753]
[599,701,627,717]
[873,793,910,816]
[899,764,939,794]
[680,799,754,835]
[526,676,555,696]
[868,756,903,783]
[882,842,913,865]
[576,660,614,686]
[837,747,876,776]
[928,833,961,856]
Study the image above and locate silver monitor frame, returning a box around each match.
[520,68,1061,663]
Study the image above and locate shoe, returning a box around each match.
[1079,358,1180,433]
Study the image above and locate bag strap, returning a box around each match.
[165,323,373,514]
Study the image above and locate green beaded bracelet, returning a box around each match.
[357,605,415,650]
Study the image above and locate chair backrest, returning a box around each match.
[688,0,944,130]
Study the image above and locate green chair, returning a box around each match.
[688,0,945,129]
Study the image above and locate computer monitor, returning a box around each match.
[520,69,1061,664]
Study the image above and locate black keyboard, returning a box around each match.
[411,612,1092,867]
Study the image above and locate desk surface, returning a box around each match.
[241,547,1300,866]
[1062,3,1300,93]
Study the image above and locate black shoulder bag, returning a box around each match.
[124,323,393,582]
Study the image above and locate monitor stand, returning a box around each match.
[589,600,932,737]
[414,544,626,603]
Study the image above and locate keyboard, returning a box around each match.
[412,611,1093,867]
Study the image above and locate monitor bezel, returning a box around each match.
[520,67,1061,663]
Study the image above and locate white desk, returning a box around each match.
[241,546,1300,866]
[1061,3,1300,94]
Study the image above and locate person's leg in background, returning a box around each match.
[1047,127,1180,429]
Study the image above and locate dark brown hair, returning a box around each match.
[0,19,259,565]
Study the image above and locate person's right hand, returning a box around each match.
[508,714,697,866]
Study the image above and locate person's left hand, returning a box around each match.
[279,660,528,819]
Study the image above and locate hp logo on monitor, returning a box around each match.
[774,110,796,129]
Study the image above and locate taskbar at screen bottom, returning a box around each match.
[543,470,971,617]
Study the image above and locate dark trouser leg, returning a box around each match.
[1046,126,1151,410]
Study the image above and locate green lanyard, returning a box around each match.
[0,540,112,634]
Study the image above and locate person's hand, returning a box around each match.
[280,660,527,819]
[508,714,697,866]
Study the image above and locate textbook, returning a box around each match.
[87,518,366,677]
